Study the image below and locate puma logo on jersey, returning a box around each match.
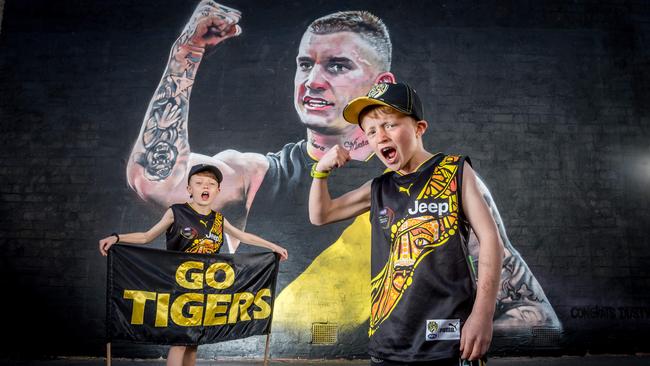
[199,219,208,227]
[408,200,449,216]
[398,183,414,196]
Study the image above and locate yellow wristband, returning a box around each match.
[310,164,330,179]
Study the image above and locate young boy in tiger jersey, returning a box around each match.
[99,163,287,366]
[308,82,503,365]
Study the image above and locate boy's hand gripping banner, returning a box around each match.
[106,244,279,345]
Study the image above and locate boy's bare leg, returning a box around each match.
[167,345,197,366]
[183,346,198,366]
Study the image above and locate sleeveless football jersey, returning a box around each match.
[368,154,476,362]
[166,203,224,254]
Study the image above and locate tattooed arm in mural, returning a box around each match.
[127,1,268,250]
[467,177,563,332]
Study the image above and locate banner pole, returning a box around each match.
[106,342,112,366]
[263,333,271,366]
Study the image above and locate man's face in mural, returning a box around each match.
[294,31,383,134]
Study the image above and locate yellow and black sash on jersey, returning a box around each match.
[368,154,476,362]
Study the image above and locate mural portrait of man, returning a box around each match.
[126,0,560,355]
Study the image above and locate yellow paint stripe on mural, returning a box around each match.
[273,213,372,332]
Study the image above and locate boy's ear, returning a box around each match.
[415,119,428,137]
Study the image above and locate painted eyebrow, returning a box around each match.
[327,57,354,64]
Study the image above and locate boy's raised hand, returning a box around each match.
[316,145,351,173]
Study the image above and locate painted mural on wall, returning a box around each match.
[3,0,650,359]
[125,0,561,352]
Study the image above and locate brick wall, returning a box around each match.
[0,0,648,359]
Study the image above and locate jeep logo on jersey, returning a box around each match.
[407,200,449,216]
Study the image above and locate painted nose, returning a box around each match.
[306,64,328,91]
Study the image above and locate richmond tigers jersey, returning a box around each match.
[368,154,476,362]
[166,203,225,254]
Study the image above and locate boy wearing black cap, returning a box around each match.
[309,83,503,365]
[99,163,287,366]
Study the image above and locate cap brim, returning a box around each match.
[343,96,395,125]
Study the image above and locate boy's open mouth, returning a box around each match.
[381,147,397,161]
[201,191,210,200]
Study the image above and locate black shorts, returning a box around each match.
[370,356,487,366]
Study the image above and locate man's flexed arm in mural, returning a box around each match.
[468,178,562,333]
[127,1,268,247]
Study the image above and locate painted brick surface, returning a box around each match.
[1,0,649,359]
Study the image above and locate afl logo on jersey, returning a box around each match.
[181,227,198,240]
[378,207,394,229]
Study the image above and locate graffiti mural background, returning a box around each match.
[0,0,648,359]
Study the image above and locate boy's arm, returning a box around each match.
[459,162,505,360]
[309,145,372,225]
[223,218,288,261]
[98,208,175,256]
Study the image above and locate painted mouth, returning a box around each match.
[303,96,334,110]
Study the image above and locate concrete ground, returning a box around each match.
[1,356,650,366]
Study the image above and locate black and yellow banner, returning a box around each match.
[106,244,279,345]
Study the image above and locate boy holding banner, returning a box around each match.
[99,163,287,366]
[309,82,504,365]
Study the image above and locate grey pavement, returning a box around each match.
[1,356,650,366]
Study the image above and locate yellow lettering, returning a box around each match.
[175,261,205,290]
[253,288,272,320]
[123,290,156,325]
[122,261,270,328]
[170,293,204,326]
[228,292,254,324]
[203,294,232,326]
[205,262,235,290]
[155,293,170,327]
